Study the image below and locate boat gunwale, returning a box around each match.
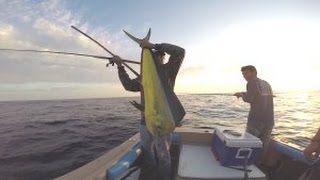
[55,133,140,180]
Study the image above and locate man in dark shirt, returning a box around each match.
[111,41,185,179]
[234,65,274,162]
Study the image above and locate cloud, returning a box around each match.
[33,18,72,38]
[179,18,320,93]
[0,0,137,82]
[0,23,14,36]
[0,0,141,100]
[179,66,207,76]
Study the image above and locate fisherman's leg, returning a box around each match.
[139,125,156,167]
[259,126,273,155]
[246,125,264,164]
[246,125,261,137]
[139,125,159,180]
[258,126,274,164]
[247,125,274,166]
[154,134,172,180]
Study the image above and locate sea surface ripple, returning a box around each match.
[0,91,319,179]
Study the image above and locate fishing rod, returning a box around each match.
[192,93,236,96]
[194,93,276,97]
[0,48,140,65]
[70,25,140,77]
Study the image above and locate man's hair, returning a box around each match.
[241,65,257,74]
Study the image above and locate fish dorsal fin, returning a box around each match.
[123,28,151,45]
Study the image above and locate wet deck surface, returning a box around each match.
[133,143,319,180]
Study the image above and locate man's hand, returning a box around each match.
[129,100,144,111]
[109,55,122,66]
[234,92,245,98]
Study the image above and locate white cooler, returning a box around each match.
[212,126,262,166]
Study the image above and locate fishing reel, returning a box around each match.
[106,55,122,67]
[106,61,115,67]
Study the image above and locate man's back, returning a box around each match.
[245,77,274,127]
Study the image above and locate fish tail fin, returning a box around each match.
[123,28,151,45]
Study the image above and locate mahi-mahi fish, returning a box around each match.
[123,29,185,136]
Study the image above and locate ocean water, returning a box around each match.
[0,91,319,180]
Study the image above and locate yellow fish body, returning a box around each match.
[142,49,175,136]
[123,29,185,136]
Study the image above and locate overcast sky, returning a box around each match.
[1,0,320,101]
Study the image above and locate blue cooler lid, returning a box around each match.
[214,126,262,148]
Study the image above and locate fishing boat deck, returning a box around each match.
[171,128,266,180]
[56,128,319,180]
[176,144,265,179]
